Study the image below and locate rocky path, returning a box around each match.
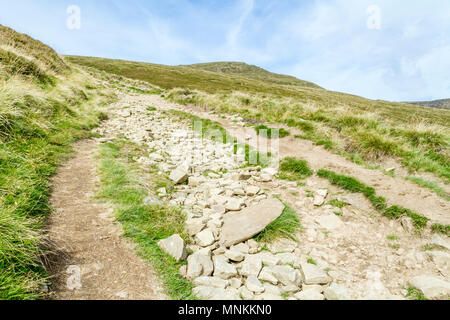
[86,90,449,300]
[46,139,166,300]
[141,95,450,226]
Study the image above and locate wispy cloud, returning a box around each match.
[0,0,449,101]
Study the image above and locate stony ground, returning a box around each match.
[75,87,449,301]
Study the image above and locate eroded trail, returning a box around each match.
[44,88,449,301]
[46,140,166,300]
[143,95,449,226]
[94,92,448,300]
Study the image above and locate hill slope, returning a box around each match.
[183,61,321,88]
[67,55,449,186]
[409,99,450,110]
[0,25,114,299]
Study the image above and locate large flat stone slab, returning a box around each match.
[220,198,285,247]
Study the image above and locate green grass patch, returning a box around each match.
[130,86,162,95]
[278,158,313,181]
[327,199,347,209]
[431,224,450,236]
[317,169,429,230]
[406,286,427,300]
[97,141,195,300]
[386,234,399,241]
[255,125,290,139]
[0,65,113,299]
[255,203,302,243]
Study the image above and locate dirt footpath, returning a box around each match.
[45,139,167,300]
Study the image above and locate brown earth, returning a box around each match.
[45,139,167,300]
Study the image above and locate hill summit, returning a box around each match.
[183,62,321,88]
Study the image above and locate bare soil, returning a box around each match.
[45,139,166,300]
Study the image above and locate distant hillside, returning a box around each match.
[183,62,321,88]
[409,99,450,110]
[66,55,449,127]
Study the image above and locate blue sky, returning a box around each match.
[1,0,449,102]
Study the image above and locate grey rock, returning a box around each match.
[238,287,254,300]
[220,199,285,247]
[213,256,238,279]
[193,286,240,300]
[229,278,243,289]
[157,234,187,262]
[263,283,281,295]
[300,262,330,285]
[258,267,278,285]
[324,283,351,300]
[246,276,265,294]
[430,234,450,251]
[225,250,245,262]
[186,253,214,280]
[193,277,229,289]
[294,289,325,300]
[270,265,302,287]
[239,255,263,277]
[195,229,215,247]
[225,198,244,211]
[408,275,450,300]
[169,164,190,184]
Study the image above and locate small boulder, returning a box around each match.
[193,277,229,289]
[294,289,325,300]
[195,229,215,247]
[258,267,278,285]
[246,276,265,294]
[300,262,330,285]
[169,164,189,184]
[408,275,450,300]
[239,255,263,277]
[270,265,302,287]
[225,250,245,262]
[324,283,351,300]
[193,286,240,300]
[213,256,238,280]
[186,253,214,280]
[157,234,187,262]
[220,198,285,247]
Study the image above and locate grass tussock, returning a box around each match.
[97,142,195,300]
[278,157,313,181]
[317,169,430,230]
[255,204,302,243]
[431,224,450,236]
[0,74,114,299]
[254,124,290,139]
[0,25,116,300]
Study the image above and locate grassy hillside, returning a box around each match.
[183,62,321,88]
[67,55,450,185]
[0,25,115,299]
[410,99,450,110]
